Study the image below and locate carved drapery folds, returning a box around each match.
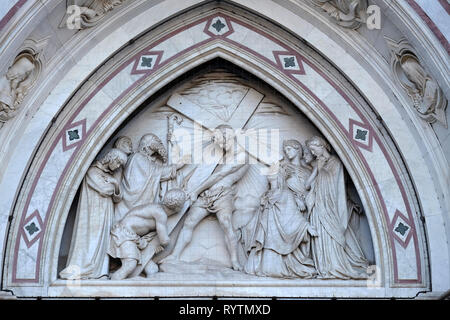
[0,49,41,129]
[312,0,368,29]
[60,0,127,30]
[386,37,448,126]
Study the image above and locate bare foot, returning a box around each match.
[231,260,242,271]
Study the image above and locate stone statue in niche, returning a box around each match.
[0,56,36,128]
[243,140,318,278]
[312,0,368,29]
[61,0,128,30]
[386,37,447,126]
[60,148,128,280]
[399,56,447,126]
[162,124,250,272]
[109,188,187,280]
[305,136,368,279]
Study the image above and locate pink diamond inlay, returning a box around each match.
[349,119,373,152]
[62,118,87,152]
[21,210,44,248]
[273,51,305,75]
[130,50,164,76]
[204,15,234,38]
[391,209,413,249]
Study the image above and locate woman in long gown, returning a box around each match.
[305,136,368,279]
[60,148,128,280]
[244,140,317,278]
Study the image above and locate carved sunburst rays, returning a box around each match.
[156,112,290,170]
[181,84,248,123]
[143,113,216,165]
[179,72,250,123]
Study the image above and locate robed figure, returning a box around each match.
[306,136,368,279]
[60,149,128,279]
[114,134,177,222]
[244,169,317,278]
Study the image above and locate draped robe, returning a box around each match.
[306,155,368,279]
[114,152,176,222]
[244,172,316,278]
[60,162,120,279]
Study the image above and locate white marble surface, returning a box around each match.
[232,0,449,293]
[415,0,449,41]
[0,0,447,297]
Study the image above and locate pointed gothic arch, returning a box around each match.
[0,1,448,299]
[1,5,430,298]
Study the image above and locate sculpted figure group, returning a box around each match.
[61,124,369,281]
[61,133,187,280]
[241,136,368,279]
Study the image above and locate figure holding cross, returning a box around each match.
[163,124,249,271]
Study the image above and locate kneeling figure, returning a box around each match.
[109,188,186,280]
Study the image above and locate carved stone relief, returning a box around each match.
[386,37,448,126]
[0,49,41,129]
[59,69,374,281]
[59,148,128,279]
[312,0,368,29]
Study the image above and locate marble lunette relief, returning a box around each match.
[59,71,373,281]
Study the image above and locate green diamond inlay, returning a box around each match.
[68,129,80,141]
[395,222,409,236]
[141,57,153,68]
[284,57,296,68]
[212,19,226,33]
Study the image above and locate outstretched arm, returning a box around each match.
[192,163,246,197]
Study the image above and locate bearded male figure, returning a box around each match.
[163,125,249,271]
[115,133,180,222]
